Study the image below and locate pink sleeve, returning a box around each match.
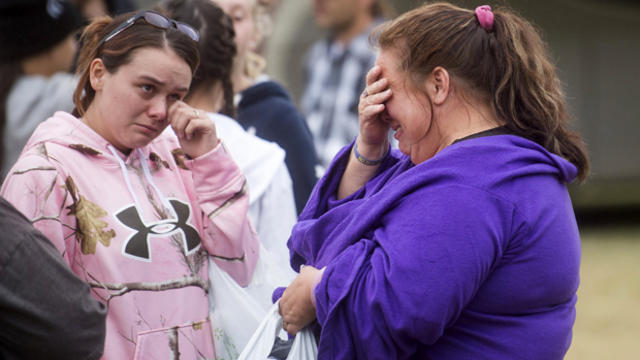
[186,141,259,287]
[1,153,75,264]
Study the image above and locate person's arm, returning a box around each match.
[0,198,106,360]
[337,65,392,199]
[186,143,259,287]
[251,93,319,214]
[169,101,259,287]
[1,151,74,261]
[312,186,506,358]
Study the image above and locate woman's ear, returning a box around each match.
[89,58,106,91]
[425,66,450,105]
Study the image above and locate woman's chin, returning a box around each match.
[399,143,410,156]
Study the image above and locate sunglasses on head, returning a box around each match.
[98,10,199,48]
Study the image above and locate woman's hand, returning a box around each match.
[168,101,218,158]
[357,65,393,155]
[279,266,322,335]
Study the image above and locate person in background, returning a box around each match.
[159,3,297,356]
[213,0,319,215]
[278,3,589,359]
[301,0,394,168]
[0,196,107,359]
[0,0,84,178]
[71,0,136,18]
[159,0,296,279]
[1,9,258,359]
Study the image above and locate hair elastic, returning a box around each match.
[475,5,494,32]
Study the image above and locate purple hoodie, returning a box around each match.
[289,134,580,359]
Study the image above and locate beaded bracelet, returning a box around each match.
[353,140,389,166]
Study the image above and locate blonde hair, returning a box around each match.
[242,0,271,79]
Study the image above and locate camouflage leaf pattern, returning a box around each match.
[64,176,115,254]
[69,144,102,156]
[149,151,171,170]
[171,148,190,170]
[36,143,49,158]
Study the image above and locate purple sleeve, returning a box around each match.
[312,185,513,358]
[272,286,286,303]
[296,140,397,220]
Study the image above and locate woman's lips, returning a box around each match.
[135,123,158,134]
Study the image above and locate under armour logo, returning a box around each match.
[116,199,201,261]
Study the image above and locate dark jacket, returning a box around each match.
[238,80,319,214]
[0,197,107,360]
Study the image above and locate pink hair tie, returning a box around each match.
[475,5,494,32]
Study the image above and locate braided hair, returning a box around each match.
[160,0,237,117]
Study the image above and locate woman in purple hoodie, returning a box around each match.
[278,3,589,359]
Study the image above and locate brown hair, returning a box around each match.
[376,2,589,181]
[73,11,200,117]
[159,0,237,117]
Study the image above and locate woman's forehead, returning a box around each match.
[123,47,192,85]
[376,50,402,75]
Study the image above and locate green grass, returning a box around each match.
[565,225,640,359]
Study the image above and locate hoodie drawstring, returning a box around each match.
[137,148,176,219]
[108,145,176,220]
[108,145,142,212]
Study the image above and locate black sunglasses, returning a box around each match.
[98,11,200,48]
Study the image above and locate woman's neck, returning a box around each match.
[185,83,222,113]
[443,98,501,145]
[81,105,132,156]
[411,89,502,164]
[231,53,259,93]
[231,68,254,93]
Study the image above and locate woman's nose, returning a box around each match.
[147,96,168,122]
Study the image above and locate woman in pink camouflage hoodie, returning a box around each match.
[1,10,258,359]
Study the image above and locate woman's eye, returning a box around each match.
[141,84,154,93]
[231,10,245,22]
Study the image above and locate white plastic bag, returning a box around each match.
[238,301,318,360]
[209,243,296,360]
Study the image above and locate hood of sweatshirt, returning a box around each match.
[439,133,578,186]
[236,79,293,109]
[209,113,286,203]
[22,110,160,167]
[20,111,188,224]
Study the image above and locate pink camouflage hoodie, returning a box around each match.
[1,111,259,359]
